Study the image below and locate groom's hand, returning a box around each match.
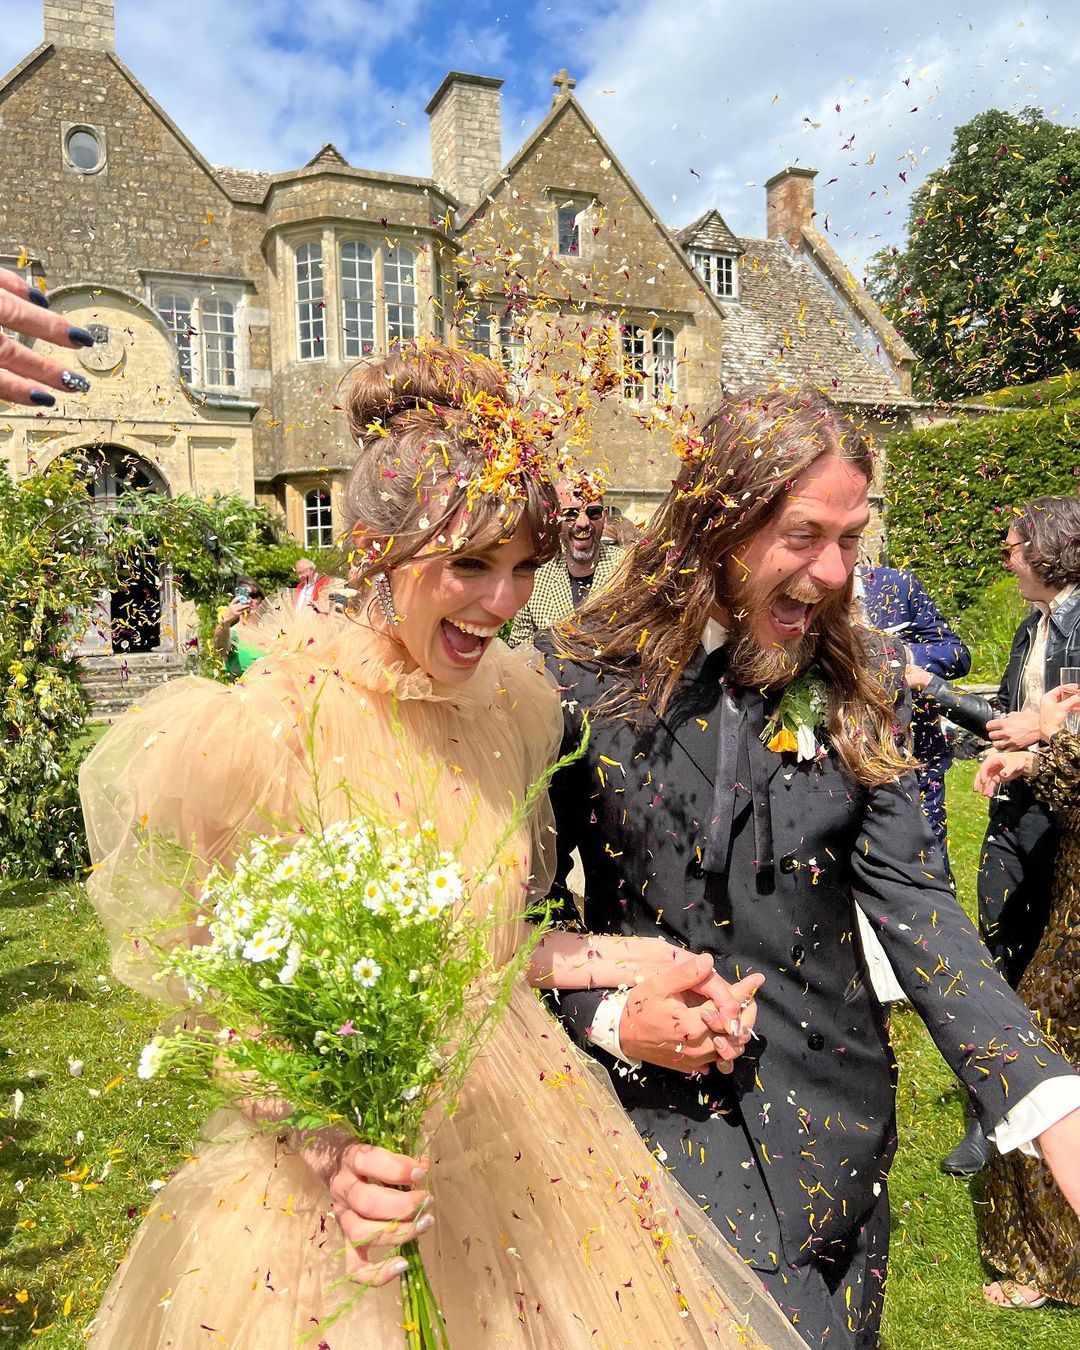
[619,954,762,1074]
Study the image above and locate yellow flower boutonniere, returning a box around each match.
[762,671,829,762]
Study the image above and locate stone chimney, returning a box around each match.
[44,0,115,51]
[426,73,504,209]
[765,166,818,246]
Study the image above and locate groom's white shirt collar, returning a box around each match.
[701,618,730,654]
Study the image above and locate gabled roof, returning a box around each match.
[673,208,744,256]
[719,235,917,406]
[798,224,916,367]
[305,142,349,169]
[459,90,731,324]
[212,165,272,203]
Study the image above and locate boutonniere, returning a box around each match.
[762,670,829,762]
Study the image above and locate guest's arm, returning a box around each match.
[902,573,972,680]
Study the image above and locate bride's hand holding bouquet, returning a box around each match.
[138,810,549,1348]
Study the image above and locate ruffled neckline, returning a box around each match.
[237,600,513,716]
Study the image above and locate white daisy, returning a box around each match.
[352,956,382,988]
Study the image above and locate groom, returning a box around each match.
[542,388,1080,1349]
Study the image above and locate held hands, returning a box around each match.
[973,751,1036,798]
[1040,684,1080,740]
[617,953,764,1074]
[986,709,1042,751]
[0,267,95,406]
[304,1132,433,1286]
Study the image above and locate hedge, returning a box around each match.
[884,399,1080,613]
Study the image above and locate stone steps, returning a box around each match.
[78,652,192,721]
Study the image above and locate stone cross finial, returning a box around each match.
[552,69,577,100]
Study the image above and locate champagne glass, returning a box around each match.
[1060,666,1080,734]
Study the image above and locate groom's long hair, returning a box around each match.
[553,387,911,789]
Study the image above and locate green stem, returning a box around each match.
[400,1240,450,1349]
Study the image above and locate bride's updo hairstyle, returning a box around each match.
[342,343,560,588]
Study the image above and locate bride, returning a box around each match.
[80,343,798,1347]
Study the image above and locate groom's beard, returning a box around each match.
[725,575,841,690]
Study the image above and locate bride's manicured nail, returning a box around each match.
[30,389,56,407]
[61,369,90,392]
[26,287,49,308]
[415,1213,435,1234]
[410,1167,427,1185]
[728,1019,740,1036]
[388,1259,408,1278]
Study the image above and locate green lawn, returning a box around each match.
[1,763,1077,1346]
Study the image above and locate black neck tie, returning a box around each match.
[701,678,775,894]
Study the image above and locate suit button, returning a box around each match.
[688,858,705,880]
[807,1033,825,1052]
[791,944,806,965]
[779,853,798,874]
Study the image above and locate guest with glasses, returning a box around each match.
[507,474,625,646]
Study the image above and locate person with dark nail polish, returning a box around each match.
[0,265,93,406]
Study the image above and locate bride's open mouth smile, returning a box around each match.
[439,617,499,665]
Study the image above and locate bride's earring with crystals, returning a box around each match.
[373,572,399,625]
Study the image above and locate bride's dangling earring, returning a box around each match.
[373,572,399,625]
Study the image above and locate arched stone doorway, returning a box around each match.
[74,445,174,655]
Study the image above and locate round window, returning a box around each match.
[66,128,103,172]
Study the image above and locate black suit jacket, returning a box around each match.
[544,644,1072,1272]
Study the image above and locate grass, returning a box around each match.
[881,760,1078,1349]
[0,766,1077,1346]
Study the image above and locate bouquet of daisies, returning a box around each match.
[136,807,551,1348]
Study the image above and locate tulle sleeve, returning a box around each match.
[79,669,309,1002]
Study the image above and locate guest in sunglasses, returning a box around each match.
[507,473,625,646]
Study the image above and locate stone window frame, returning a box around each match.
[691,248,739,300]
[340,240,377,359]
[144,273,250,392]
[383,244,418,346]
[548,189,596,259]
[461,299,530,385]
[619,319,679,403]
[295,240,326,361]
[333,235,423,358]
[61,120,107,177]
[303,485,334,549]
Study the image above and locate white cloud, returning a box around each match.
[528,0,1080,275]
[2,0,1077,280]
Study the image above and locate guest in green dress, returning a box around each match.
[212,577,267,679]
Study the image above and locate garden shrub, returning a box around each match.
[885,399,1080,614]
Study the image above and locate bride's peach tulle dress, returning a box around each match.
[80,611,798,1349]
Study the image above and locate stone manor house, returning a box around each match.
[1,0,916,685]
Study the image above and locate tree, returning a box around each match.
[869,108,1080,400]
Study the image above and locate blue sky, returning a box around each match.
[4,1,1078,277]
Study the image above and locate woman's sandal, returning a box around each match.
[984,1279,1049,1309]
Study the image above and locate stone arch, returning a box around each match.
[61,442,175,655]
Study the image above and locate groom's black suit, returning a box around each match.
[544,642,1072,1348]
